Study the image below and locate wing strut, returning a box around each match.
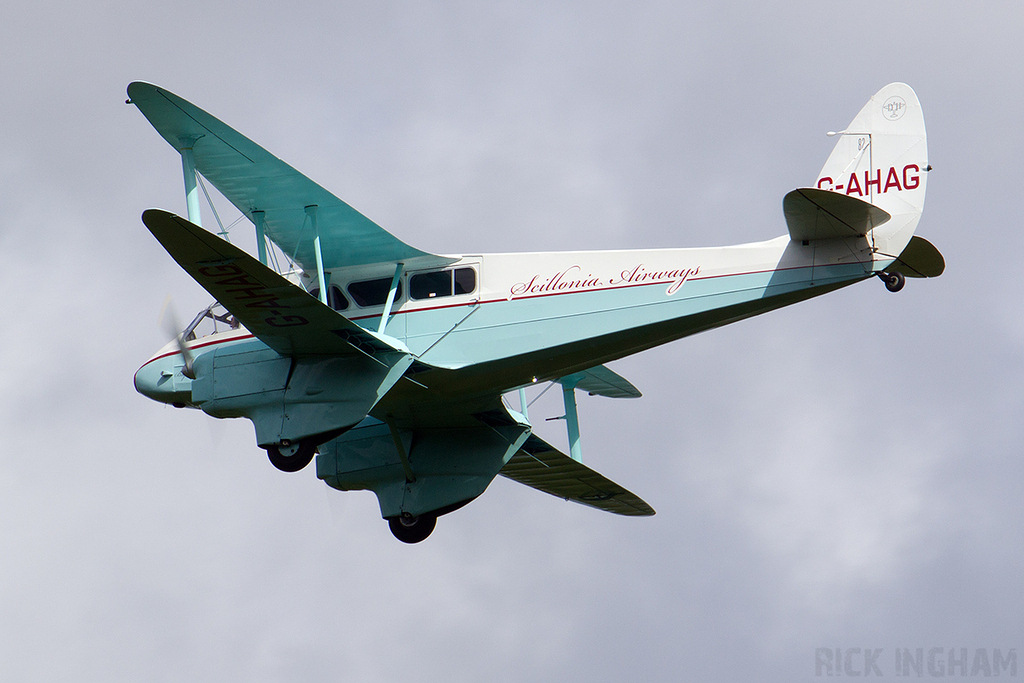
[547,366,642,464]
[306,205,328,304]
[178,136,203,227]
[379,263,404,334]
[559,377,584,462]
[253,210,268,265]
[518,388,529,421]
[545,375,585,462]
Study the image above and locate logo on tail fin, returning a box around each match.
[882,96,907,120]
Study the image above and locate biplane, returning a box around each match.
[131,82,943,542]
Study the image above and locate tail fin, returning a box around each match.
[814,83,929,260]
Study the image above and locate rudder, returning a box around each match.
[814,83,929,260]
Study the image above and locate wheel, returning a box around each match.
[266,439,317,472]
[881,271,905,292]
[388,514,437,544]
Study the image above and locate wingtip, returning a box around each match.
[126,81,166,106]
[141,208,175,224]
[141,209,196,243]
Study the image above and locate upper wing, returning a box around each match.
[499,433,655,516]
[570,364,642,398]
[142,209,410,360]
[128,82,451,272]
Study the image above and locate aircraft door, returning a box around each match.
[404,263,479,356]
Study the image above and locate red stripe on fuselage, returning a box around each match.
[141,259,859,367]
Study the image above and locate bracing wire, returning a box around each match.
[196,173,229,242]
[527,381,556,408]
[192,173,307,285]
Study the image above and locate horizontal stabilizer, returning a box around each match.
[570,364,642,398]
[499,434,655,516]
[784,187,891,241]
[141,209,410,360]
[886,235,945,278]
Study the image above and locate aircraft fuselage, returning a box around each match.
[136,231,880,410]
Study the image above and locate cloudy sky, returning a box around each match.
[2,1,1021,680]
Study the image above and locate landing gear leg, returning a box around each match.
[388,513,437,544]
[266,439,317,472]
[879,270,905,292]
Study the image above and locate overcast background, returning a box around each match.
[1,1,1020,681]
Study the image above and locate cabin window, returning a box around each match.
[309,284,349,311]
[454,267,476,295]
[410,267,476,300]
[347,277,403,308]
[410,271,451,300]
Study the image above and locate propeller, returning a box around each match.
[159,295,197,379]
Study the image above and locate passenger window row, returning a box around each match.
[410,267,476,300]
[310,266,476,311]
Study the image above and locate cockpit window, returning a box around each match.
[309,284,349,311]
[348,277,404,308]
[183,302,239,341]
[410,267,477,300]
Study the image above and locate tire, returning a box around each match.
[388,514,437,544]
[266,440,317,472]
[884,271,906,292]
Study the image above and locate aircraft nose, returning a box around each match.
[134,355,192,407]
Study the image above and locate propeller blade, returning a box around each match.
[159,295,196,379]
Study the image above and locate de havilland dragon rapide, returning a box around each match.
[131,82,943,542]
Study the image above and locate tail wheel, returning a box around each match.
[388,514,437,544]
[266,440,317,472]
[880,271,906,293]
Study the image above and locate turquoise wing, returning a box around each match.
[142,209,410,360]
[569,364,642,398]
[128,82,449,272]
[500,434,655,516]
